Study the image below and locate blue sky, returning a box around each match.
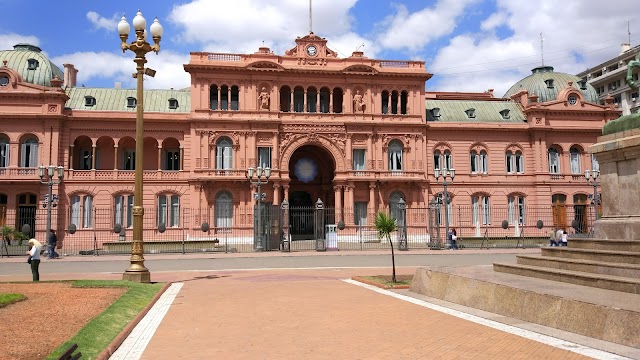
[0,0,637,95]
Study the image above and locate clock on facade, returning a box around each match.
[306,45,318,57]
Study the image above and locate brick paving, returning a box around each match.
[139,268,597,360]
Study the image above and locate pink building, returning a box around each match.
[0,35,620,253]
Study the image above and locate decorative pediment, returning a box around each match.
[246,61,284,71]
[342,65,378,75]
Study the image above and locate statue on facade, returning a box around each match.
[258,87,270,110]
[626,57,640,89]
[353,90,365,113]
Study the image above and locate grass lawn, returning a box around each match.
[0,293,26,308]
[46,280,165,360]
[359,275,413,289]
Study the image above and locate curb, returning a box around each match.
[351,276,410,290]
[96,282,172,360]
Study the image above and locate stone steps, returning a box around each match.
[493,262,640,294]
[409,266,640,348]
[541,247,640,264]
[569,238,640,252]
[516,254,640,278]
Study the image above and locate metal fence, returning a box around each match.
[0,203,598,257]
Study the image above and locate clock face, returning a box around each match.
[306,45,317,56]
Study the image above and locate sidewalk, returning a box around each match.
[132,267,604,360]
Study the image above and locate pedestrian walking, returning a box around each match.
[27,239,42,281]
[47,230,60,259]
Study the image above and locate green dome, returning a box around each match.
[0,43,64,87]
[504,66,599,104]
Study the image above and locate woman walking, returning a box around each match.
[27,239,42,281]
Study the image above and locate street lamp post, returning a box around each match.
[38,165,64,242]
[585,169,600,222]
[434,168,455,248]
[247,166,271,251]
[118,10,163,283]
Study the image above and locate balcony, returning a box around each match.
[193,169,248,180]
[0,168,39,181]
[344,170,425,181]
[65,170,186,181]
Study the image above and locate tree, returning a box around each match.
[374,211,397,283]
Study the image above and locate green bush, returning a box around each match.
[1,226,29,245]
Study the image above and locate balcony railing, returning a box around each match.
[66,170,185,181]
[345,170,425,179]
[0,167,38,180]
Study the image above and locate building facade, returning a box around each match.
[577,43,640,115]
[0,34,620,252]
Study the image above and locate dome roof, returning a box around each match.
[504,66,599,104]
[0,43,64,87]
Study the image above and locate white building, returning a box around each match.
[577,44,640,115]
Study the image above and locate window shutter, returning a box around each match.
[71,196,80,226]
[83,196,93,228]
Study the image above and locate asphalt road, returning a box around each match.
[0,252,520,276]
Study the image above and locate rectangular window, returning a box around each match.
[444,152,452,170]
[258,147,271,169]
[124,150,135,170]
[0,142,9,167]
[158,195,167,226]
[482,196,491,225]
[353,149,365,171]
[20,141,38,167]
[570,152,580,174]
[470,153,477,173]
[433,153,441,171]
[164,150,180,170]
[170,195,180,227]
[216,146,233,169]
[548,152,559,173]
[114,194,134,228]
[71,195,80,227]
[471,196,478,225]
[389,150,402,171]
[83,196,93,228]
[506,153,513,173]
[126,195,134,227]
[508,197,515,225]
[354,202,368,226]
[480,153,488,174]
[591,154,599,172]
[518,197,526,225]
[516,153,524,174]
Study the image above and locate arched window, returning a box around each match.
[391,91,399,114]
[479,150,488,174]
[570,146,581,174]
[216,137,233,170]
[158,194,180,227]
[389,191,405,222]
[400,90,408,115]
[70,194,93,229]
[20,137,38,168]
[279,86,291,112]
[506,150,524,174]
[307,87,317,113]
[210,85,219,110]
[508,195,526,225]
[319,87,330,113]
[230,86,239,110]
[215,191,233,228]
[444,150,453,170]
[332,87,343,113]
[470,151,478,173]
[293,86,304,112]
[388,140,403,171]
[114,194,134,228]
[220,85,229,110]
[381,90,389,114]
[472,195,491,225]
[0,135,9,167]
[548,148,560,174]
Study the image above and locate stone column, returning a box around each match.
[329,91,334,113]
[344,184,354,224]
[69,144,75,170]
[290,92,294,112]
[367,134,373,170]
[179,146,184,171]
[303,89,308,113]
[283,184,290,201]
[272,133,278,169]
[316,91,320,113]
[346,134,352,170]
[217,88,221,110]
[113,145,118,170]
[157,145,162,171]
[273,183,281,205]
[227,87,231,110]
[334,185,343,222]
[91,145,96,170]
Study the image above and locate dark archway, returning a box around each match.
[287,144,336,239]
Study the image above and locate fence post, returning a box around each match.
[281,200,290,252]
[315,198,326,251]
[398,199,408,251]
[182,208,186,254]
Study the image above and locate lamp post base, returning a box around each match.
[122,270,151,283]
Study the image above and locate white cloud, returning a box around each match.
[0,33,39,51]
[51,50,190,90]
[86,11,119,32]
[376,0,479,52]
[428,0,640,96]
[169,0,360,56]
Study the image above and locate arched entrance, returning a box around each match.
[287,145,336,239]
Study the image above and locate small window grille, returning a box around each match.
[168,98,179,109]
[27,59,39,70]
[127,97,137,108]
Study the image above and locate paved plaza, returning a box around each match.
[1,250,638,359]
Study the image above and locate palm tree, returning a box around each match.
[374,211,397,283]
